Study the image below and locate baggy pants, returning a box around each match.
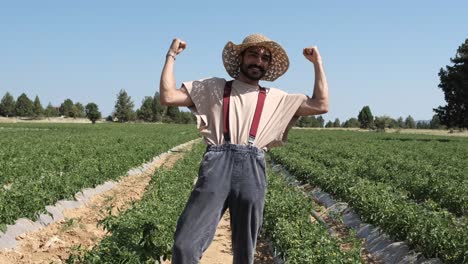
[172,144,267,264]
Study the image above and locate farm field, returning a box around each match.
[0,123,199,231]
[1,124,467,263]
[67,141,364,263]
[269,129,468,264]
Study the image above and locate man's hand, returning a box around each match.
[303,46,322,65]
[168,38,187,56]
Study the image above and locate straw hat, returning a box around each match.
[222,34,289,81]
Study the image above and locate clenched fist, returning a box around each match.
[168,38,187,56]
[303,46,322,64]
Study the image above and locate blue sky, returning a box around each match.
[1,0,467,122]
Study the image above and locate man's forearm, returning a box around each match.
[159,56,177,105]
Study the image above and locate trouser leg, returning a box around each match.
[229,151,267,264]
[172,150,231,264]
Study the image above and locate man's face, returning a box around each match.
[239,46,271,81]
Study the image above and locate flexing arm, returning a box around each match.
[159,38,194,107]
[295,46,329,116]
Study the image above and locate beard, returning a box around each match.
[239,63,267,81]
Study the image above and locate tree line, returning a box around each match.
[0,90,195,124]
[295,105,443,130]
[1,39,466,128]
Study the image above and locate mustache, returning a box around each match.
[247,65,266,72]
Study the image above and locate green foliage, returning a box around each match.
[67,142,206,263]
[165,106,180,121]
[397,117,405,128]
[152,92,166,122]
[416,121,430,129]
[263,167,363,263]
[0,92,16,117]
[333,118,341,128]
[60,99,75,117]
[269,130,468,263]
[85,103,102,124]
[15,93,34,117]
[137,96,154,122]
[430,114,442,129]
[434,39,468,129]
[296,115,324,128]
[114,89,136,122]
[32,95,44,118]
[358,106,374,129]
[0,123,199,232]
[73,103,86,118]
[405,115,416,129]
[68,142,362,263]
[342,117,360,128]
[374,115,396,131]
[44,103,60,117]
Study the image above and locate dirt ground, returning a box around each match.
[0,117,94,124]
[0,140,274,264]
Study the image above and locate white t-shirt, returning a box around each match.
[183,77,307,150]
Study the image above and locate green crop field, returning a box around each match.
[269,129,468,264]
[2,124,467,263]
[0,123,199,231]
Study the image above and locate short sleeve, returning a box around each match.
[181,77,226,144]
[263,92,307,150]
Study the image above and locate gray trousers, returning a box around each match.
[172,144,267,264]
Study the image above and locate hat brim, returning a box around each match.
[222,41,289,82]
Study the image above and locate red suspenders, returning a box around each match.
[223,80,267,145]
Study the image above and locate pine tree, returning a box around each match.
[397,117,405,128]
[152,92,166,122]
[15,93,34,117]
[405,115,416,129]
[358,106,374,129]
[434,39,468,129]
[114,89,135,122]
[137,96,154,122]
[0,92,16,117]
[430,114,442,129]
[333,118,341,128]
[317,116,325,128]
[165,106,180,123]
[32,95,44,118]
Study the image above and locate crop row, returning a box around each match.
[269,130,468,263]
[0,123,199,231]
[263,164,363,263]
[68,141,363,263]
[67,142,206,263]
[286,130,468,216]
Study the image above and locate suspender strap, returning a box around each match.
[222,80,267,145]
[223,81,233,142]
[248,87,266,144]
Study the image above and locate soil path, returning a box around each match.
[0,139,273,264]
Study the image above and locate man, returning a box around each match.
[160,33,328,264]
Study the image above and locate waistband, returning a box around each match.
[206,143,265,155]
